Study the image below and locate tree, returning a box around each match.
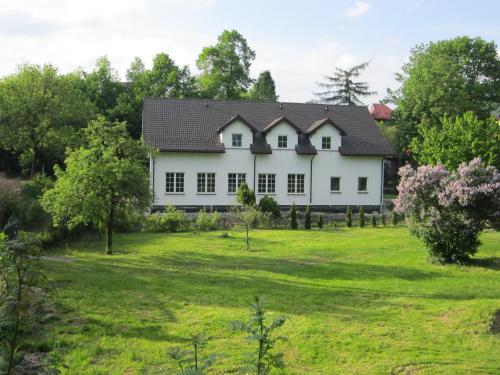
[0,64,95,175]
[247,71,278,101]
[196,30,256,99]
[411,112,500,169]
[395,158,499,263]
[315,61,376,105]
[387,36,500,155]
[304,206,311,229]
[257,195,281,221]
[371,212,377,227]
[231,297,287,375]
[345,206,352,227]
[235,205,261,250]
[290,204,298,230]
[41,116,151,254]
[358,206,365,227]
[317,214,324,229]
[168,332,217,374]
[236,182,256,207]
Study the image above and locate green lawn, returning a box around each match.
[41,228,500,374]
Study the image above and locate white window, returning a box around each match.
[165,172,184,193]
[258,174,276,194]
[358,177,368,192]
[232,134,242,147]
[228,173,246,193]
[198,173,216,193]
[330,177,340,192]
[288,174,305,194]
[322,136,332,150]
[278,135,287,148]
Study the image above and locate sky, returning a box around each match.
[0,0,499,103]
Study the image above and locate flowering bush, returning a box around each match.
[395,158,500,263]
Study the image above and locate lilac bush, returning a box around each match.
[395,158,500,263]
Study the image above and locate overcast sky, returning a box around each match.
[1,0,499,103]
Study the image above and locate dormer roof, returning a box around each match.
[262,116,302,134]
[305,118,346,136]
[217,114,257,133]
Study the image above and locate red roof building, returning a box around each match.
[369,103,393,121]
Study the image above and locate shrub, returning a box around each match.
[381,212,386,227]
[317,214,324,229]
[0,176,20,229]
[395,158,500,263]
[391,210,398,226]
[232,297,287,375]
[371,212,377,227]
[304,206,311,229]
[168,332,217,374]
[290,204,298,230]
[258,195,281,221]
[196,209,221,231]
[145,206,190,232]
[237,183,256,207]
[345,206,352,228]
[14,174,53,230]
[358,206,365,227]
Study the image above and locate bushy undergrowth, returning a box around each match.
[196,209,221,231]
[145,206,190,233]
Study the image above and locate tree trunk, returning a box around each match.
[246,225,249,250]
[105,204,114,255]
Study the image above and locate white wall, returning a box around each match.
[309,124,342,150]
[219,120,253,149]
[266,121,299,150]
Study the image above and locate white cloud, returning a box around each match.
[344,1,370,18]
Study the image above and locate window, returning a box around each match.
[228,173,246,193]
[232,134,242,147]
[165,172,184,193]
[322,136,332,150]
[330,177,340,192]
[358,177,368,192]
[198,173,216,193]
[278,135,287,148]
[258,174,276,194]
[288,174,305,194]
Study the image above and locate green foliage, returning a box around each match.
[195,209,221,231]
[304,206,311,229]
[381,212,386,227]
[290,204,298,230]
[358,207,365,228]
[247,71,278,101]
[371,212,377,227]
[236,182,256,207]
[196,30,256,99]
[345,206,352,228]
[315,61,376,105]
[0,177,20,229]
[14,174,53,230]
[41,116,151,254]
[391,210,398,226]
[257,195,281,221]
[0,233,43,374]
[0,64,95,175]
[411,112,500,169]
[168,333,217,375]
[231,297,287,375]
[317,214,324,229]
[234,205,261,249]
[388,36,500,156]
[145,206,190,233]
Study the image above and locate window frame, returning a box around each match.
[357,177,368,193]
[277,135,288,149]
[257,173,276,194]
[322,136,332,150]
[227,173,246,194]
[197,172,216,194]
[165,172,185,194]
[287,173,305,194]
[232,133,243,147]
[330,176,341,193]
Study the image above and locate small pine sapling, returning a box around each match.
[391,210,398,226]
[290,203,298,230]
[317,214,323,229]
[231,297,287,375]
[371,212,377,227]
[304,205,311,229]
[381,211,386,226]
[345,206,352,228]
[168,332,217,375]
[358,206,365,227]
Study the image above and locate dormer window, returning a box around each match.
[232,134,242,147]
[322,136,332,150]
[278,135,288,148]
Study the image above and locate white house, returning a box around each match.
[142,98,393,211]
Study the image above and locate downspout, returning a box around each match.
[380,158,385,212]
[253,154,257,191]
[152,155,156,211]
[309,155,315,204]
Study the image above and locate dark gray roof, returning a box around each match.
[295,134,317,155]
[250,133,272,154]
[142,98,394,156]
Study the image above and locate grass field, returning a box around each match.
[40,228,500,374]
